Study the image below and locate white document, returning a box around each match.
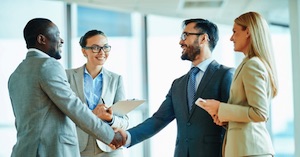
[195,97,206,107]
[111,99,145,116]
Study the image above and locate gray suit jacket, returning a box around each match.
[66,66,129,153]
[8,50,115,157]
[128,60,234,157]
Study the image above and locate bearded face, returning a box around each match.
[181,38,201,62]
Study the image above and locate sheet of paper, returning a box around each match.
[195,97,206,106]
[111,99,145,116]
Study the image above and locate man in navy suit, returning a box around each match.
[123,18,234,157]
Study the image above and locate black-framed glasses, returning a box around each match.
[83,45,111,53]
[180,32,204,41]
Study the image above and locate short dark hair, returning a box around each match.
[79,30,106,47]
[182,18,219,51]
[23,18,53,49]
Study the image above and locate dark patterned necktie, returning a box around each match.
[187,67,200,111]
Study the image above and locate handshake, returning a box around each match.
[109,128,128,149]
[92,103,128,149]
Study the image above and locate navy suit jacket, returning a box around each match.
[128,60,234,157]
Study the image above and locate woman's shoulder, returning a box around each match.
[244,56,267,74]
[65,65,84,74]
[102,68,122,78]
[245,56,265,67]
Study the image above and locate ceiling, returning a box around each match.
[52,0,290,27]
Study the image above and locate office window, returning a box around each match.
[0,0,66,156]
[270,25,294,157]
[77,6,132,37]
[146,15,294,157]
[146,15,237,157]
[0,1,295,157]
[70,5,146,157]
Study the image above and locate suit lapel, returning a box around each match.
[74,66,86,103]
[183,72,191,118]
[189,60,218,116]
[197,60,218,96]
[233,57,248,81]
[100,68,112,105]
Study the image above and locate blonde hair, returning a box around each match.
[235,11,278,97]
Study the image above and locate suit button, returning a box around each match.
[186,122,191,126]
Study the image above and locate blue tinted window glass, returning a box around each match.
[77,6,132,37]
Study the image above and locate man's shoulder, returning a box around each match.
[209,60,235,72]
[219,64,235,72]
[38,58,66,79]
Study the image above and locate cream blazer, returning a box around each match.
[66,66,129,152]
[218,57,275,157]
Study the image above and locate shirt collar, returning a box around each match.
[28,48,50,58]
[192,58,213,72]
[84,66,103,79]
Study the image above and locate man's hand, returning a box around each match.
[109,128,127,149]
[92,104,113,121]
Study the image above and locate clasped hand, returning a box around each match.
[109,128,127,150]
[92,104,127,149]
[195,99,225,126]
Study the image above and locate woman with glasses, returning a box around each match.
[197,12,277,157]
[66,30,129,157]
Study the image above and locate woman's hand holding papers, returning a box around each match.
[92,104,113,122]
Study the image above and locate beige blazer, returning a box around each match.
[218,57,275,157]
[66,65,129,153]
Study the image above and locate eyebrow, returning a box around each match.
[90,44,109,47]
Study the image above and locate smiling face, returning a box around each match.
[82,34,109,67]
[230,23,250,55]
[44,23,64,59]
[179,22,202,62]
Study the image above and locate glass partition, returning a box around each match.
[0,0,66,156]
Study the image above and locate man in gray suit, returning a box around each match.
[123,18,234,157]
[8,18,125,157]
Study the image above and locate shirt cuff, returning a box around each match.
[124,131,131,147]
[106,115,114,126]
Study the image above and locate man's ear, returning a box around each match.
[199,33,210,46]
[82,48,87,57]
[37,34,46,45]
[203,33,210,42]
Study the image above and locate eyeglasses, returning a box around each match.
[83,45,111,53]
[180,32,204,41]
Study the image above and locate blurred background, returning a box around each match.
[0,0,298,156]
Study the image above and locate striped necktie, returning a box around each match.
[187,67,200,111]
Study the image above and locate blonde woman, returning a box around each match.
[197,12,277,157]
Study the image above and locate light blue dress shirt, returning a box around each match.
[194,57,213,89]
[83,67,103,110]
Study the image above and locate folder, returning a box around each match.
[111,99,146,116]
